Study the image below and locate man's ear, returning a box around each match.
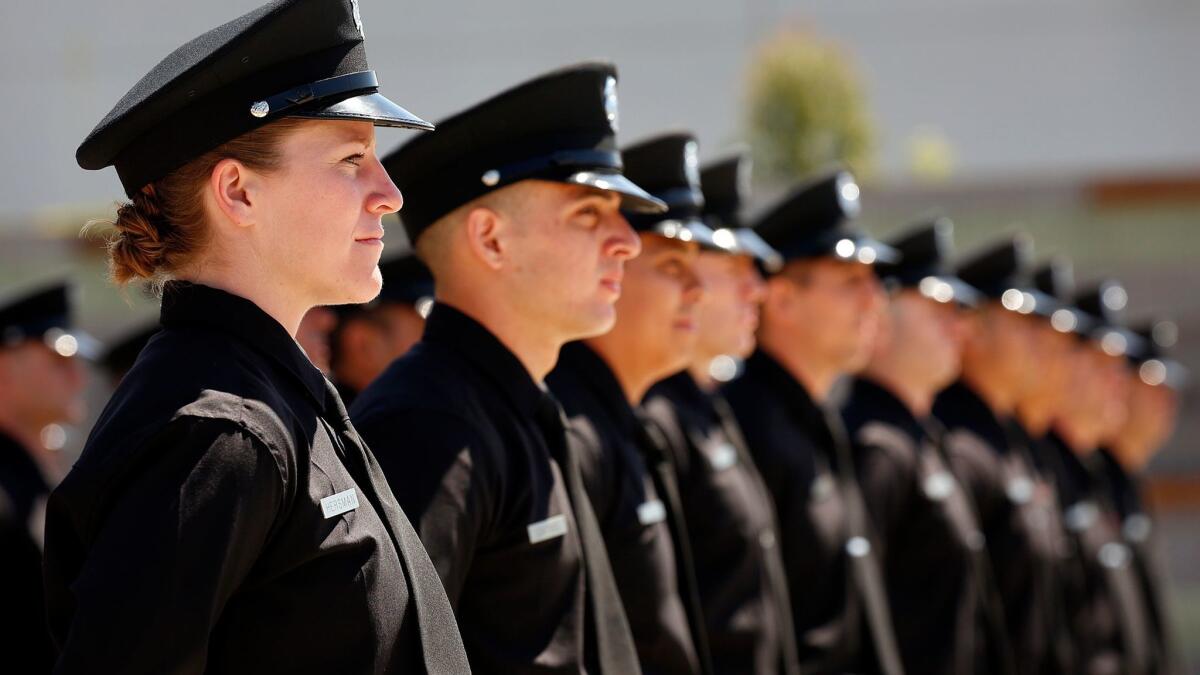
[208,158,258,230]
[463,206,508,271]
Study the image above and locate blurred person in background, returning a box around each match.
[842,222,1014,675]
[642,151,801,675]
[931,234,1065,675]
[97,321,158,386]
[1039,279,1156,675]
[0,280,90,673]
[723,171,904,675]
[1096,318,1188,675]
[549,132,717,675]
[296,305,336,374]
[329,251,433,405]
[1015,255,1098,672]
[39,0,471,671]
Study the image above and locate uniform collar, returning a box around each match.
[932,379,1010,453]
[740,348,828,438]
[843,376,926,444]
[421,302,546,418]
[1045,430,1093,506]
[1095,447,1141,519]
[159,282,329,409]
[555,341,641,435]
[651,371,716,420]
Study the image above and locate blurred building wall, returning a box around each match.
[3,0,1200,220]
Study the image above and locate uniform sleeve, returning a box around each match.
[45,416,284,674]
[353,406,493,604]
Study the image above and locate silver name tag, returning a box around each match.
[708,443,738,471]
[528,514,568,544]
[320,488,359,519]
[637,499,667,526]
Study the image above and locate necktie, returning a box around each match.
[822,408,906,675]
[711,395,802,675]
[537,393,642,674]
[921,417,1017,675]
[638,413,716,675]
[323,379,471,674]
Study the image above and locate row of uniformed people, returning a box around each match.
[0,0,1185,672]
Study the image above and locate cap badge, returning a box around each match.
[480,169,500,187]
[603,76,619,132]
[683,140,700,187]
[350,0,365,37]
[737,158,753,200]
[249,100,270,118]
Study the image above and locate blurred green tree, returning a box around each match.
[746,28,876,181]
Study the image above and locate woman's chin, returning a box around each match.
[329,265,384,306]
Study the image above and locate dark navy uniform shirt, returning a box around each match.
[1,430,54,672]
[547,342,701,675]
[43,283,468,674]
[933,380,1065,674]
[722,350,879,673]
[843,377,987,675]
[353,303,638,675]
[644,372,800,675]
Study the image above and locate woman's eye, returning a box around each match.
[343,153,365,166]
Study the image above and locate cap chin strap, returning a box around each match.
[251,70,379,119]
[479,149,622,188]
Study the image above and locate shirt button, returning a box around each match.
[846,536,871,558]
[966,530,987,551]
[759,529,776,549]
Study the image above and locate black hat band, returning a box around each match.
[253,70,379,119]
[480,148,622,188]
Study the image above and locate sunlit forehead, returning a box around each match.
[305,119,377,151]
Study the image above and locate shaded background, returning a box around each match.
[2,0,1197,664]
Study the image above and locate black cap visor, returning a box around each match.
[567,171,667,213]
[293,91,433,131]
[1088,325,1145,358]
[33,327,101,361]
[646,218,729,252]
[827,234,900,265]
[1046,305,1094,336]
[1136,357,1189,390]
[993,286,1059,318]
[913,275,982,308]
[729,228,784,273]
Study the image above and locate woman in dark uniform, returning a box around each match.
[41,1,469,672]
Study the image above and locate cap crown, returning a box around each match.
[0,281,74,345]
[751,170,865,260]
[385,62,628,242]
[878,217,955,285]
[78,0,420,195]
[622,132,704,225]
[957,235,1035,298]
[699,151,751,230]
